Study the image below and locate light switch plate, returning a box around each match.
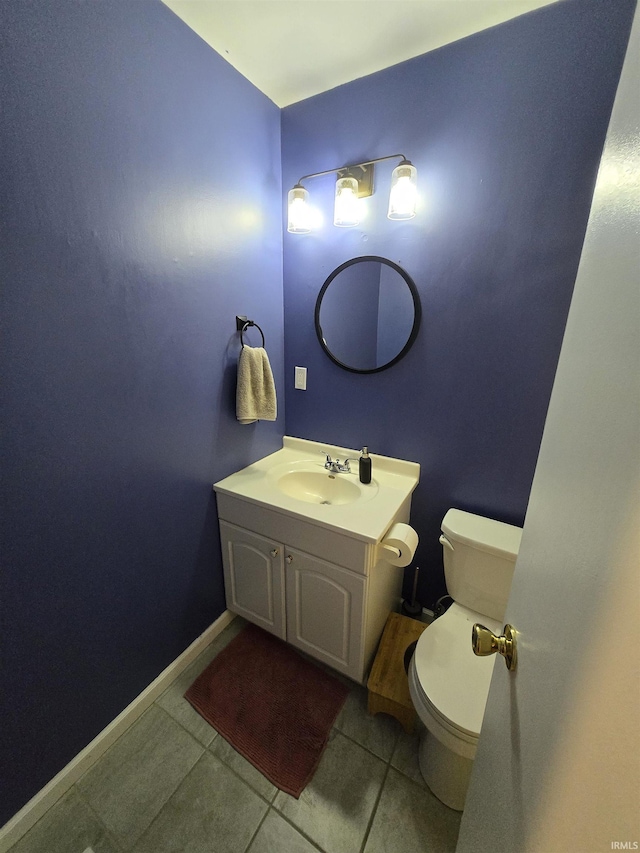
[294,366,307,390]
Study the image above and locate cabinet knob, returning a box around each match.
[286,554,293,564]
[270,548,279,558]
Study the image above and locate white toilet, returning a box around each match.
[408,508,522,811]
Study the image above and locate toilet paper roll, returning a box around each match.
[380,523,419,567]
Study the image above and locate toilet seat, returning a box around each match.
[412,603,500,740]
[409,661,478,760]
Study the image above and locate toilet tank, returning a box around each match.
[440,509,522,622]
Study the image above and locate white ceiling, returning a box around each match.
[161,0,559,107]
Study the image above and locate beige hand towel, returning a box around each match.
[236,345,277,424]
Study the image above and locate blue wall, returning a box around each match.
[281,0,635,609]
[0,0,283,823]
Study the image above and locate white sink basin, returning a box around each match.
[268,458,379,507]
[214,436,419,542]
[276,470,362,505]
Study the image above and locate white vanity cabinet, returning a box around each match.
[216,492,409,683]
[219,521,286,639]
[285,549,366,677]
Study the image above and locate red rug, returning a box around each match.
[185,623,349,797]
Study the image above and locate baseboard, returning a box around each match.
[0,610,236,852]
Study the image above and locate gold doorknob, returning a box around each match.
[472,623,517,672]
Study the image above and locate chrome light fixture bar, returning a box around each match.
[287,154,417,234]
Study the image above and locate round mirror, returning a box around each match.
[315,256,421,373]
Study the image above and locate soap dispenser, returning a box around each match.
[359,447,372,484]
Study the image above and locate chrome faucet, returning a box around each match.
[322,451,353,474]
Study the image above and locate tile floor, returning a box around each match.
[10,618,461,853]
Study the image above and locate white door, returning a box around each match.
[219,521,286,639]
[457,15,639,853]
[285,548,366,680]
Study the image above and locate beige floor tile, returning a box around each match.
[273,731,386,853]
[363,767,461,853]
[76,704,203,846]
[132,752,268,853]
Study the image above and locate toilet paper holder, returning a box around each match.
[379,523,419,568]
[381,543,402,560]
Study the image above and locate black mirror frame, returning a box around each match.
[314,255,421,374]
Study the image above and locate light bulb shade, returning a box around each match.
[334,176,360,227]
[288,185,312,233]
[387,160,417,220]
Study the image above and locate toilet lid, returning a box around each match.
[413,603,501,737]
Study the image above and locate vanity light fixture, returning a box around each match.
[287,184,312,233]
[388,160,418,220]
[287,154,417,233]
[334,175,361,227]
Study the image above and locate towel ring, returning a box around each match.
[241,321,265,348]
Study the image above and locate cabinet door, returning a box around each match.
[285,549,366,681]
[220,521,285,639]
